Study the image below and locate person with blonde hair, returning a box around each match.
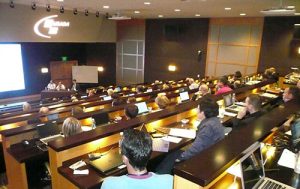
[39,106,49,114]
[155,95,170,109]
[107,88,114,96]
[23,102,31,111]
[62,117,82,137]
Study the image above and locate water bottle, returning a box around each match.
[91,118,96,129]
[232,93,236,105]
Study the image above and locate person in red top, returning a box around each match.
[215,76,233,95]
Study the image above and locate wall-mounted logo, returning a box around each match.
[34,15,70,38]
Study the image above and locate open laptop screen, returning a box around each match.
[103,96,112,101]
[36,122,60,138]
[180,91,189,102]
[240,143,264,189]
[223,94,233,107]
[135,102,148,114]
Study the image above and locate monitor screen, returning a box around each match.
[223,94,233,107]
[0,44,25,93]
[103,96,112,101]
[135,102,149,114]
[240,144,264,189]
[180,91,189,102]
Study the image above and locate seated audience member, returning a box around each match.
[231,94,264,128]
[127,97,136,104]
[39,106,49,114]
[62,117,82,137]
[56,82,66,91]
[107,88,114,96]
[188,78,199,90]
[124,105,139,119]
[215,76,233,95]
[263,67,279,81]
[162,83,170,90]
[47,80,56,90]
[136,85,145,94]
[282,86,300,103]
[88,89,96,97]
[71,106,83,115]
[71,79,80,91]
[297,80,300,89]
[192,84,211,101]
[155,95,170,109]
[156,98,225,174]
[23,102,31,111]
[101,129,173,189]
[71,95,78,102]
[112,93,126,106]
[234,71,242,80]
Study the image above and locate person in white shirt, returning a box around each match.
[188,78,199,90]
[47,80,56,90]
[56,82,66,91]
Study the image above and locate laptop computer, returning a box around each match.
[223,94,243,113]
[47,113,59,121]
[89,148,124,174]
[179,91,190,102]
[240,143,295,189]
[135,102,149,115]
[103,96,112,101]
[91,112,110,126]
[36,122,64,145]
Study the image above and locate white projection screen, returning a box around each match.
[72,66,98,83]
[0,44,25,92]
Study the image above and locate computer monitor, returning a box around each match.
[92,112,110,126]
[223,94,233,107]
[36,122,60,138]
[135,102,149,114]
[179,91,190,102]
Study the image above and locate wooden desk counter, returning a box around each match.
[173,100,300,189]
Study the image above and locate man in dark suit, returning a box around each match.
[71,79,80,91]
[231,94,264,128]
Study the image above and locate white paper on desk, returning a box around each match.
[73,169,89,175]
[81,126,92,132]
[169,128,196,139]
[277,149,296,169]
[224,111,237,117]
[162,136,182,143]
[285,130,292,136]
[260,93,278,99]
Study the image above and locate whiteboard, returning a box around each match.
[72,66,98,83]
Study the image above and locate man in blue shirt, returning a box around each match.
[101,129,173,189]
[156,97,225,174]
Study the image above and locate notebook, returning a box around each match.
[89,148,124,173]
[135,102,149,115]
[92,112,110,126]
[36,122,63,145]
[152,138,169,152]
[240,143,295,189]
[179,91,190,102]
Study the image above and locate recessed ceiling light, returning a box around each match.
[144,2,151,5]
[240,13,246,16]
[103,5,110,9]
[225,7,231,10]
[195,14,201,17]
[174,9,181,12]
[57,0,64,2]
[134,10,140,14]
[158,14,164,18]
[287,6,295,9]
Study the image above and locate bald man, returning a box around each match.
[192,84,211,101]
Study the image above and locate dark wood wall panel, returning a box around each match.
[145,19,209,82]
[259,16,300,75]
